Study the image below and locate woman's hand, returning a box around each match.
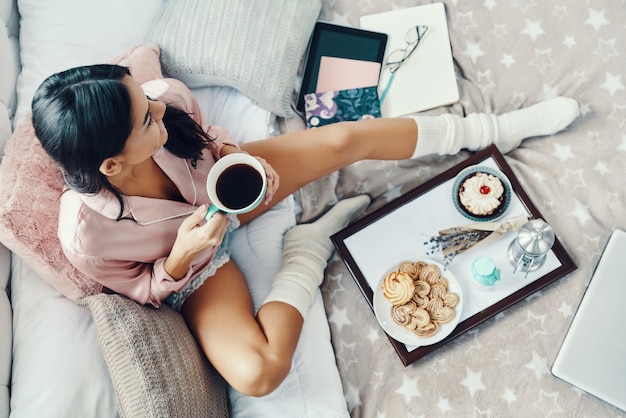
[253,156,279,205]
[164,204,230,279]
[221,147,279,205]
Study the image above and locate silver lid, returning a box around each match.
[517,219,555,256]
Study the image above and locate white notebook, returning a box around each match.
[551,229,626,412]
[360,3,459,117]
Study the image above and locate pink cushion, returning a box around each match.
[113,43,163,81]
[0,44,164,300]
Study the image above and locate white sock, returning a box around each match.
[410,97,580,158]
[263,195,371,319]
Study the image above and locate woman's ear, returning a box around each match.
[99,157,122,177]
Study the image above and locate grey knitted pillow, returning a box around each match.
[79,294,230,418]
[148,0,321,117]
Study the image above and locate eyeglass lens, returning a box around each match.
[385,25,427,73]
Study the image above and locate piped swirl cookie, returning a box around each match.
[382,271,415,305]
[381,260,460,338]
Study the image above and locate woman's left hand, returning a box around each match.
[253,156,279,205]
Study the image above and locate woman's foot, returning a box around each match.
[263,195,371,318]
[410,96,580,157]
[494,96,580,152]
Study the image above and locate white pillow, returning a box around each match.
[148,0,321,117]
[193,85,276,143]
[0,0,19,155]
[0,244,11,418]
[14,0,165,125]
[9,256,118,417]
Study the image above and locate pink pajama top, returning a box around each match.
[57,79,239,307]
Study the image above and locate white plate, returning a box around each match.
[373,259,464,347]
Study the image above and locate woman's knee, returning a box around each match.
[225,350,292,397]
[320,122,364,163]
[328,122,357,149]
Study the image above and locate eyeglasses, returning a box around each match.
[379,25,429,104]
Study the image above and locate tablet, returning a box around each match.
[296,21,387,113]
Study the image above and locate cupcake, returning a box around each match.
[458,172,505,218]
[452,165,512,222]
[470,256,501,288]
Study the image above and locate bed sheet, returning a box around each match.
[292,1,626,416]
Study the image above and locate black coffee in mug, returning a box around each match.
[215,163,264,210]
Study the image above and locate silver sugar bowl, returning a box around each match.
[507,219,555,276]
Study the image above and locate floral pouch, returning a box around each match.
[304,86,381,128]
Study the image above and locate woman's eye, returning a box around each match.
[148,111,156,125]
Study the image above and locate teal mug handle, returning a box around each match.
[205,204,222,220]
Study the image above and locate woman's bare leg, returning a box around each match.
[181,260,302,397]
[182,196,369,397]
[239,118,416,223]
[239,97,579,223]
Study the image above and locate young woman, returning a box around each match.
[31,64,579,399]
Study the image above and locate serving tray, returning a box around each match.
[331,145,576,366]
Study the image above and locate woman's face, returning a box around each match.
[119,75,168,165]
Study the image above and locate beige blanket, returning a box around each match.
[291,1,626,416]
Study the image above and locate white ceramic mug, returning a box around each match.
[205,153,267,220]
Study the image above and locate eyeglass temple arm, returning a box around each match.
[380,25,428,105]
[379,71,395,105]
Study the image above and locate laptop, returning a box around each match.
[551,229,626,412]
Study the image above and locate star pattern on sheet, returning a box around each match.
[551,143,576,161]
[533,390,563,416]
[520,311,549,339]
[365,325,382,343]
[585,130,601,146]
[594,161,610,176]
[460,367,486,397]
[462,41,485,63]
[525,351,551,380]
[455,11,477,34]
[608,104,626,127]
[584,9,609,31]
[383,183,403,202]
[512,0,537,13]
[476,70,496,92]
[315,1,626,416]
[396,375,421,403]
[558,301,574,318]
[495,349,513,366]
[437,396,452,413]
[559,168,586,191]
[600,73,624,96]
[328,306,351,332]
[553,5,569,20]
[502,388,518,405]
[344,382,362,410]
[501,53,515,68]
[530,48,555,73]
[593,38,619,62]
[324,272,347,299]
[581,234,603,261]
[520,19,545,42]
[492,23,507,38]
[569,200,592,226]
[562,35,576,49]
